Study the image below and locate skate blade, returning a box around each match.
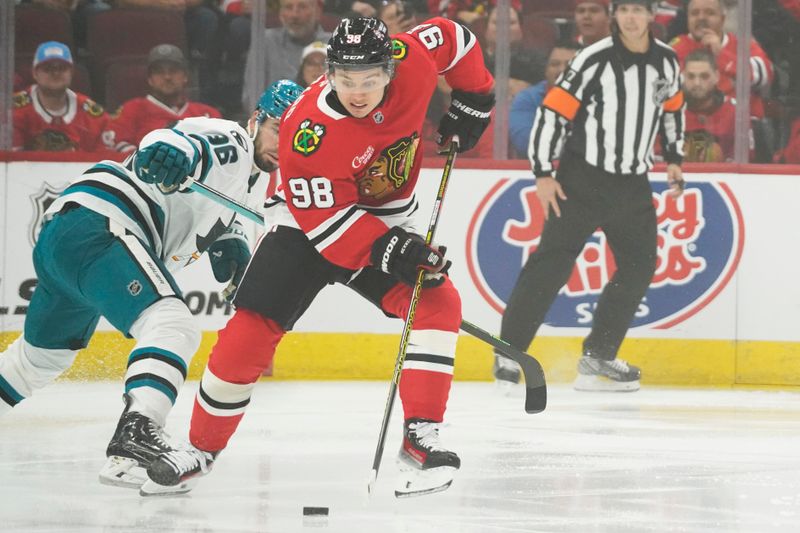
[139,477,198,497]
[573,374,640,392]
[394,465,457,498]
[98,456,147,488]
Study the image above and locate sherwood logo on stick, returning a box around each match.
[466,178,745,329]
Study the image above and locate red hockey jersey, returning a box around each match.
[669,32,773,118]
[685,93,736,161]
[277,18,493,271]
[13,86,113,152]
[109,95,221,151]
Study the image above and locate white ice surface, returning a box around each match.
[2,381,800,533]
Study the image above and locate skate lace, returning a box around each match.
[410,422,446,452]
[145,420,170,449]
[164,449,209,475]
[604,358,630,373]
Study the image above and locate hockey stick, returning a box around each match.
[186,175,547,413]
[367,140,459,497]
[459,319,546,413]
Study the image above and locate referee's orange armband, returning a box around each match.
[542,87,580,121]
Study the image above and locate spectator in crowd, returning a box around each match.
[669,0,773,118]
[295,40,327,87]
[13,41,113,152]
[242,0,331,111]
[110,44,221,152]
[428,0,520,26]
[508,40,579,158]
[482,5,544,99]
[681,48,736,161]
[774,115,800,163]
[574,0,612,46]
[378,0,418,34]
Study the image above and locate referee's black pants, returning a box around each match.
[500,155,657,361]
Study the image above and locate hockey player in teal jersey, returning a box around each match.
[0,79,304,488]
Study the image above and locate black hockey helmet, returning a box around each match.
[327,17,395,75]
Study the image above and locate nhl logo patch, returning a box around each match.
[373,111,384,124]
[128,280,143,296]
[652,78,671,106]
[293,119,326,156]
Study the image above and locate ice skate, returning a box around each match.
[493,353,521,386]
[139,446,216,496]
[573,355,641,392]
[395,418,460,498]
[99,398,174,488]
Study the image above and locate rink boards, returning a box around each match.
[1,157,799,386]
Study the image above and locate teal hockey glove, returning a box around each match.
[134,142,191,188]
[208,237,251,301]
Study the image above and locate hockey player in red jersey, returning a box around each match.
[142,16,494,497]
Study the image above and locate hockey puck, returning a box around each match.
[302,506,329,516]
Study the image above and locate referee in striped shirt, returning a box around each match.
[494,0,686,392]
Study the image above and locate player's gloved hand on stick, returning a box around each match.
[134,141,192,189]
[371,226,447,287]
[208,237,251,301]
[437,90,495,153]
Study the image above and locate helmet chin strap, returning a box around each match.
[248,117,263,174]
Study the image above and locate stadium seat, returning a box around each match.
[14,5,74,55]
[102,57,150,111]
[86,8,186,105]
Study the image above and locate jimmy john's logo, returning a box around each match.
[293,119,326,156]
[356,133,419,200]
[392,39,408,61]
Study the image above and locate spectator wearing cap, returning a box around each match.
[427,0,521,26]
[242,0,331,112]
[109,44,222,152]
[296,41,327,87]
[13,41,114,152]
[574,0,612,46]
[669,0,773,118]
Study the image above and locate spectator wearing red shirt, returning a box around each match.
[110,44,222,152]
[669,0,773,118]
[682,49,736,161]
[774,117,800,164]
[574,0,611,46]
[428,0,521,26]
[13,41,113,152]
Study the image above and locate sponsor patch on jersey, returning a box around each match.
[293,119,326,156]
[356,133,419,200]
[466,178,744,329]
[13,91,31,109]
[83,99,105,117]
[392,39,408,61]
[28,182,65,247]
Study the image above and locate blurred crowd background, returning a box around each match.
[2,0,799,164]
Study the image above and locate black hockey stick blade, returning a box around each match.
[459,320,547,413]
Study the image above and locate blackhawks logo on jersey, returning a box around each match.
[83,99,105,117]
[13,91,31,109]
[392,39,408,61]
[293,119,326,156]
[356,133,419,200]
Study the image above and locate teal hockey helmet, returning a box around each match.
[255,79,304,124]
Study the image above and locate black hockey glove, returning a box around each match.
[437,90,495,153]
[371,227,447,287]
[134,141,192,189]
